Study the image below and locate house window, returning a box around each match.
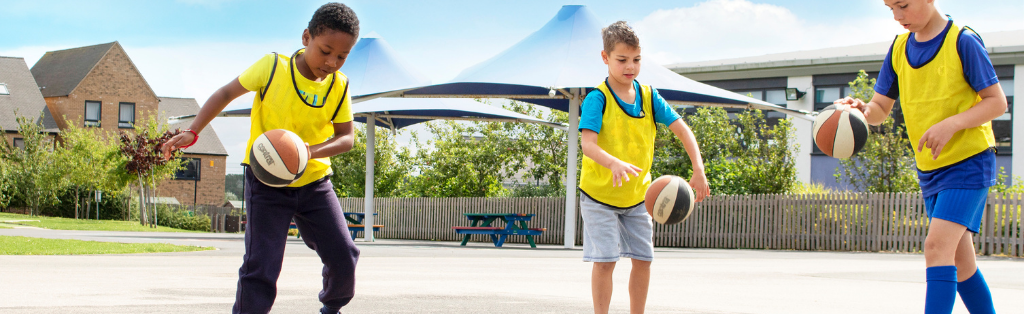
[814,87,843,110]
[174,157,201,181]
[733,88,789,125]
[0,83,9,95]
[85,101,101,127]
[118,102,135,128]
[12,138,24,149]
[765,90,787,106]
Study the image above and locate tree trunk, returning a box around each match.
[75,189,80,219]
[150,179,158,228]
[138,174,147,226]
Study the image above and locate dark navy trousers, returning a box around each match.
[233,170,360,314]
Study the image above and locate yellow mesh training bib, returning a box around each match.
[240,50,352,187]
[891,23,995,171]
[579,80,656,208]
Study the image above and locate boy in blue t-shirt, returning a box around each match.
[837,1,1008,313]
[579,21,710,314]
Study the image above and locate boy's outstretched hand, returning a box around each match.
[160,131,196,160]
[610,159,642,188]
[689,170,710,202]
[835,97,872,117]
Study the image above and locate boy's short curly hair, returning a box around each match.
[308,2,360,38]
[601,21,639,53]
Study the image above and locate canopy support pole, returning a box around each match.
[363,114,376,242]
[564,88,581,249]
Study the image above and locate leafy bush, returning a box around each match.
[155,205,211,232]
[654,106,797,195]
[790,182,841,195]
[508,183,562,197]
[991,167,1024,195]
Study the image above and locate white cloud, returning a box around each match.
[633,0,903,65]
[0,45,67,67]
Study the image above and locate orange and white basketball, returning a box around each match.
[249,129,308,187]
[812,104,869,159]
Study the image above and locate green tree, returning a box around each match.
[408,120,518,197]
[224,174,244,200]
[53,122,121,219]
[330,127,415,197]
[0,136,14,209]
[498,100,573,197]
[732,109,798,194]
[404,100,573,197]
[653,106,797,195]
[5,114,63,216]
[835,70,918,192]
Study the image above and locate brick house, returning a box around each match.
[0,56,59,147]
[25,42,228,206]
[157,97,228,207]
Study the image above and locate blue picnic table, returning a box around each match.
[452,213,546,248]
[289,212,381,240]
[343,212,382,240]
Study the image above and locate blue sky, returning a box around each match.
[2,0,1022,173]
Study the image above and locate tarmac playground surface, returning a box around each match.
[0,227,1022,313]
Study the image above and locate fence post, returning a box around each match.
[983,194,995,256]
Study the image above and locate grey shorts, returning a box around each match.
[580,193,654,262]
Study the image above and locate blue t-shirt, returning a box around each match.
[874,19,999,99]
[579,80,681,133]
[872,19,999,197]
[918,149,997,198]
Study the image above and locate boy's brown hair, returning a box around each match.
[601,21,640,53]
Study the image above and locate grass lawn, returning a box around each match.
[0,236,214,255]
[0,212,200,233]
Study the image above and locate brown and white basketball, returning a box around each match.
[249,129,308,187]
[644,175,696,225]
[812,104,869,159]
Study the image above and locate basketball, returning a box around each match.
[812,104,869,159]
[249,129,308,187]
[644,175,696,225]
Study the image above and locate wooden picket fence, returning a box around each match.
[339,193,1023,257]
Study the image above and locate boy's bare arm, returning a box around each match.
[581,129,641,187]
[309,122,355,158]
[161,78,250,159]
[918,83,1008,159]
[668,119,710,202]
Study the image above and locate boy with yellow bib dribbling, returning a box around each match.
[837,1,1008,313]
[579,21,710,314]
[161,3,362,314]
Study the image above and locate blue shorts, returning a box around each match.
[924,188,989,233]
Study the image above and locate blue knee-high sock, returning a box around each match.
[926,266,958,314]
[958,269,996,314]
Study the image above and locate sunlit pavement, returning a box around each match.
[1,227,1022,313]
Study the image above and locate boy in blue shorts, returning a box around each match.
[161,3,361,314]
[837,1,1008,313]
[579,21,710,314]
